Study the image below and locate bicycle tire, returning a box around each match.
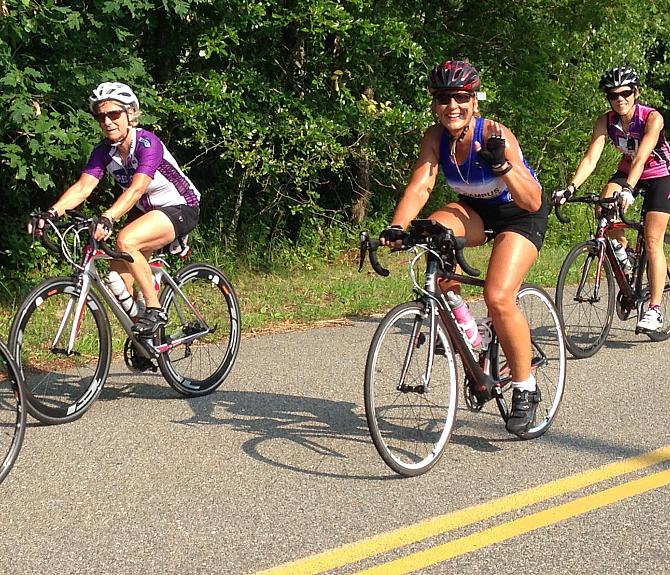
[555,241,615,358]
[158,263,241,396]
[364,301,458,477]
[0,340,26,484]
[504,285,567,440]
[8,277,112,424]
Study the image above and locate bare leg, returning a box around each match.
[643,211,670,306]
[483,231,539,382]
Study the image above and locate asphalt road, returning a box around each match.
[1,308,669,574]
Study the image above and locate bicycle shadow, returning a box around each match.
[169,389,398,481]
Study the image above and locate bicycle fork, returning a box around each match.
[52,275,93,357]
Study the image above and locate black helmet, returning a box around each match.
[428,60,481,93]
[599,67,639,91]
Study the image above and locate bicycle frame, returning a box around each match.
[55,244,213,361]
[584,206,650,317]
[410,247,498,396]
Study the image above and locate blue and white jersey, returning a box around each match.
[438,116,540,204]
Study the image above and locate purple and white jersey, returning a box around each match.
[607,104,670,180]
[83,128,200,211]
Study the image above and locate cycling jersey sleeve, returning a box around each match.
[134,131,164,179]
[82,143,112,180]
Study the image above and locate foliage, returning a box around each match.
[1,0,669,284]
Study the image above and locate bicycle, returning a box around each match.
[0,339,26,484]
[9,211,241,425]
[553,193,670,358]
[359,219,567,477]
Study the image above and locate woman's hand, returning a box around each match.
[94,214,114,241]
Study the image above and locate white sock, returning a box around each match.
[511,374,536,392]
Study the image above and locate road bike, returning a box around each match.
[553,193,670,358]
[9,211,241,425]
[0,339,26,484]
[359,219,567,477]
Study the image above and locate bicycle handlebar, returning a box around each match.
[31,210,134,263]
[553,193,638,227]
[358,219,481,278]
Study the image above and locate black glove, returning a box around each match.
[96,214,114,235]
[379,225,404,244]
[478,136,510,173]
[30,208,59,236]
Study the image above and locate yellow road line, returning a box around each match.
[354,467,670,575]
[252,445,670,575]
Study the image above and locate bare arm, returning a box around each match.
[100,172,152,223]
[51,173,100,216]
[569,114,608,189]
[625,110,664,188]
[482,121,543,212]
[389,125,442,229]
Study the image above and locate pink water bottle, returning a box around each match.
[446,291,482,348]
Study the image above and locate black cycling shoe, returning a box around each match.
[506,388,541,435]
[132,307,168,337]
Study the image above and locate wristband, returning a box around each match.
[491,162,513,176]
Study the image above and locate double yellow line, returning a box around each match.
[253,445,670,575]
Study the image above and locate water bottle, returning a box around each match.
[612,240,632,273]
[446,291,482,348]
[104,271,138,317]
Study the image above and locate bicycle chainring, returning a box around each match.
[463,379,484,412]
[616,291,635,321]
[123,337,158,373]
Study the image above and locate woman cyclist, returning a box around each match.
[555,67,670,332]
[31,82,201,336]
[380,59,548,435]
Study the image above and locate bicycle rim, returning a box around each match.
[644,275,670,342]
[364,302,458,477]
[0,340,26,484]
[556,241,614,358]
[514,285,567,439]
[158,263,241,396]
[8,277,111,424]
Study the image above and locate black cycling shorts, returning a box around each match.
[459,193,549,251]
[610,171,670,214]
[126,204,200,238]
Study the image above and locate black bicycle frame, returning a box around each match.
[422,253,497,394]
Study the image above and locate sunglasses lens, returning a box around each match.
[434,92,472,105]
[95,110,125,122]
[607,89,634,101]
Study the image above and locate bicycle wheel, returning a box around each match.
[364,301,458,477]
[501,285,567,440]
[555,241,615,358]
[0,340,26,484]
[643,240,670,342]
[158,263,241,396]
[8,277,112,424]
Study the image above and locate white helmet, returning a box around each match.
[89,82,139,113]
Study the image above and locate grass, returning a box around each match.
[0,243,569,348]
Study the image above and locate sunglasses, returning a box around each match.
[93,109,126,123]
[606,89,635,101]
[433,91,473,105]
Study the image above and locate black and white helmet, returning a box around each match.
[599,67,639,92]
[89,82,139,113]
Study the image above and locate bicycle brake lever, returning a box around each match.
[358,231,369,272]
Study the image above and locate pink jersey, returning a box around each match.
[607,104,670,180]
